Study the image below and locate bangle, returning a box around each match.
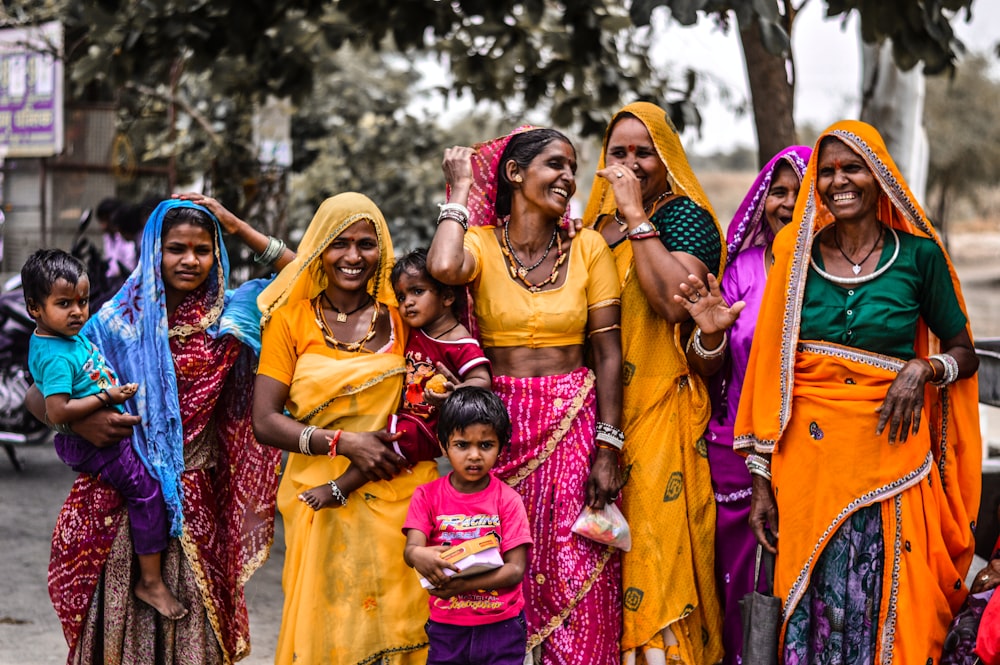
[437,203,469,231]
[745,454,772,481]
[692,328,727,360]
[928,353,959,386]
[587,324,621,339]
[628,230,660,240]
[299,425,318,456]
[597,442,622,454]
[327,480,348,506]
[44,412,73,436]
[253,236,287,266]
[326,429,342,458]
[925,358,939,382]
[595,421,625,450]
[95,389,111,407]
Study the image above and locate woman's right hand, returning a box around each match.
[337,429,407,481]
[70,409,142,448]
[749,474,779,554]
[442,146,475,190]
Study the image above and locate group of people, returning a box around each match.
[20,100,990,665]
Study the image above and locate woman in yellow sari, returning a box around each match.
[735,120,981,663]
[583,101,725,665]
[252,193,436,664]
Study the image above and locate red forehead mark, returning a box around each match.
[627,144,636,152]
[834,159,842,170]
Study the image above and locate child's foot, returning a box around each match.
[298,484,348,511]
[134,579,188,620]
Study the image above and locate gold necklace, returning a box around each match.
[313,295,380,352]
[500,228,568,293]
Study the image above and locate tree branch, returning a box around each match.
[123,81,224,147]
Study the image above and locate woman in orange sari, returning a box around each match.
[735,120,981,663]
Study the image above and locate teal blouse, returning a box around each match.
[800,228,966,359]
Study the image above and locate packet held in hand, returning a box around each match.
[418,534,504,589]
[571,503,632,551]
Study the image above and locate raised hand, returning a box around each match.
[673,273,744,336]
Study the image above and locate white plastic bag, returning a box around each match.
[570,503,632,552]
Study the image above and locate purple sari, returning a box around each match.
[706,145,811,664]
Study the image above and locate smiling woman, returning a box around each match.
[428,127,625,664]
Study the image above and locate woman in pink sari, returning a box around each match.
[428,128,624,664]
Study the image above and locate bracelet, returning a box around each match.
[627,231,660,240]
[925,358,939,382]
[326,429,342,458]
[745,454,772,481]
[299,425,318,456]
[327,480,348,506]
[437,203,469,231]
[596,442,623,454]
[44,412,73,436]
[928,353,959,386]
[253,235,287,266]
[692,328,727,360]
[587,324,621,338]
[595,421,625,450]
[96,389,111,408]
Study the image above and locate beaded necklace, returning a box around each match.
[313,295,380,352]
[499,226,568,293]
[503,223,558,278]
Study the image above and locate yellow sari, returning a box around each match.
[258,193,436,664]
[584,102,724,664]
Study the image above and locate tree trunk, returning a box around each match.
[737,16,796,169]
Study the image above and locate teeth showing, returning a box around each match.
[832,193,856,202]
[340,267,363,275]
[552,188,568,198]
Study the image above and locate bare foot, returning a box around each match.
[134,579,188,620]
[298,484,346,511]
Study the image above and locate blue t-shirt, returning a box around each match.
[28,332,126,413]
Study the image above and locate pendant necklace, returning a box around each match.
[616,189,672,232]
[322,291,372,322]
[503,223,557,278]
[314,296,380,352]
[832,223,883,275]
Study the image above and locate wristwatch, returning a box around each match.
[627,221,656,238]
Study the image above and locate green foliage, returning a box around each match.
[924,53,1000,224]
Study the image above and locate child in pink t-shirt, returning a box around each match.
[403,387,532,665]
[298,248,491,510]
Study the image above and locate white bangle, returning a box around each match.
[929,353,959,386]
[692,328,727,360]
[299,425,318,455]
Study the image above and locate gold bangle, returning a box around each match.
[588,324,621,338]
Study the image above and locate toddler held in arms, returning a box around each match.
[298,247,491,509]
[22,249,186,620]
[403,387,532,665]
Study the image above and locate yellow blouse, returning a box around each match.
[464,226,620,348]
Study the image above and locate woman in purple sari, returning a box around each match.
[705,145,811,664]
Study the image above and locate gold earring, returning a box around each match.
[513,174,523,183]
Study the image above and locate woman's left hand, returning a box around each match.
[673,273,745,336]
[586,448,621,510]
[970,558,1000,594]
[876,358,933,444]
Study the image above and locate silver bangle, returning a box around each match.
[929,353,959,386]
[747,466,772,481]
[437,203,469,231]
[44,413,73,436]
[596,431,625,450]
[299,425,318,455]
[253,236,286,266]
[327,480,348,506]
[692,328,727,360]
[439,202,469,218]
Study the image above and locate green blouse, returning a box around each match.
[800,228,966,359]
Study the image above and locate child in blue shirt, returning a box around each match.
[23,248,186,620]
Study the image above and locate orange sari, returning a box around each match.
[734,120,981,663]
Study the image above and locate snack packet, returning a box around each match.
[570,503,632,551]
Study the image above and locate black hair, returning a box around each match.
[161,206,217,245]
[96,197,123,225]
[494,128,575,219]
[437,386,512,451]
[21,248,88,310]
[390,247,437,289]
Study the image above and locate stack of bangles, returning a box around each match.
[745,453,771,481]
[596,421,625,452]
[437,202,469,231]
[298,425,317,455]
[927,353,959,386]
[253,235,287,266]
[692,328,727,360]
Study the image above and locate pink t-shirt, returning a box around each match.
[403,473,532,626]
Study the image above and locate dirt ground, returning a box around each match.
[0,236,997,665]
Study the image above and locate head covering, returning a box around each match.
[726,145,811,265]
[736,119,979,460]
[258,192,395,327]
[83,199,263,535]
[582,101,723,266]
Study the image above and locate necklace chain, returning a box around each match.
[832,224,883,276]
[616,189,672,232]
[811,225,900,286]
[500,226,568,292]
[432,321,461,339]
[321,291,372,322]
[503,224,557,278]
[314,295,380,352]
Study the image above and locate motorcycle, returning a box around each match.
[0,208,128,470]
